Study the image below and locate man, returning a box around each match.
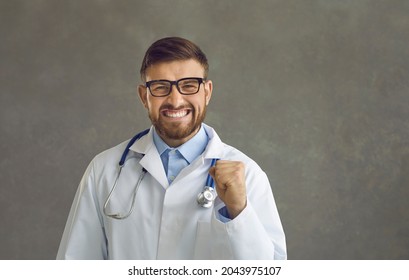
[57,37,286,259]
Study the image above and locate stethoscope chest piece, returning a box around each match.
[197,186,216,208]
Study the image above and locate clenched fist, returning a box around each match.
[209,160,247,219]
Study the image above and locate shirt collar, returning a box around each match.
[152,129,169,156]
[152,125,209,164]
[128,123,226,160]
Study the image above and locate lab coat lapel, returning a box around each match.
[128,127,169,189]
[202,124,226,160]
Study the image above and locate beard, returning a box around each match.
[149,104,207,142]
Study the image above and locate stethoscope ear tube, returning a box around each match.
[103,164,124,219]
[104,165,147,220]
[104,129,149,220]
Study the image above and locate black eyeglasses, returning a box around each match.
[145,77,206,97]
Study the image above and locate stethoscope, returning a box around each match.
[103,129,218,220]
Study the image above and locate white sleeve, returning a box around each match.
[211,169,287,260]
[56,161,108,260]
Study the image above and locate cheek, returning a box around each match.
[193,95,208,108]
[146,98,161,113]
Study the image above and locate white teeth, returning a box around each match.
[164,110,189,118]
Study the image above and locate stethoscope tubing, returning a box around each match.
[103,129,218,219]
[205,158,217,188]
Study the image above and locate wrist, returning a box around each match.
[226,200,247,219]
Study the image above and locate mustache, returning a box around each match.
[159,104,194,111]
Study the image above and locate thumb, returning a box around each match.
[208,166,216,180]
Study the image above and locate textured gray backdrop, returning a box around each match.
[1,0,408,259]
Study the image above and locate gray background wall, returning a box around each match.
[1,0,408,259]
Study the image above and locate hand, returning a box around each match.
[209,160,247,219]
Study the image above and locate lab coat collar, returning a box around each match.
[128,127,169,188]
[128,123,226,187]
[129,126,155,155]
[202,123,226,160]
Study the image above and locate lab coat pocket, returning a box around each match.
[194,218,236,259]
[193,221,211,259]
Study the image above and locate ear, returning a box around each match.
[138,85,148,109]
[204,80,213,106]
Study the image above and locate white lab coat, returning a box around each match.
[57,124,286,259]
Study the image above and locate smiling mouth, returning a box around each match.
[161,109,191,118]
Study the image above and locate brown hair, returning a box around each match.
[140,37,209,82]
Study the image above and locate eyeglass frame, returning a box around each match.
[145,77,206,97]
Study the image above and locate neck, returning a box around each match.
[158,126,202,148]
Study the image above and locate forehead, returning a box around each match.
[145,59,205,81]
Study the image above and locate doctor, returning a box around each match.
[57,37,286,259]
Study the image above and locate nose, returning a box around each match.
[166,84,184,106]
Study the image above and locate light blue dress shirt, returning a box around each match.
[152,125,209,184]
[152,125,230,221]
